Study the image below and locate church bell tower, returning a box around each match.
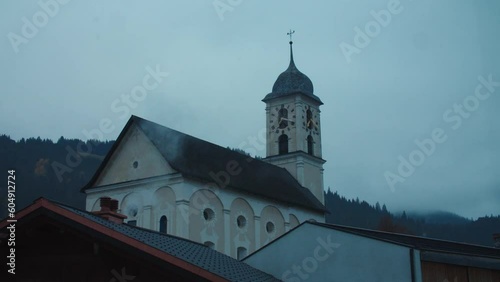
[263,31,326,204]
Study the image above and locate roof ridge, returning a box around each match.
[136,117,273,166]
[310,222,500,253]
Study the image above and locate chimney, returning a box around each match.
[92,197,127,224]
[494,233,500,249]
[110,199,119,212]
[100,197,111,211]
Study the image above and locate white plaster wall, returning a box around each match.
[260,205,286,246]
[230,198,255,258]
[152,187,176,233]
[265,95,322,157]
[86,173,185,228]
[181,178,324,225]
[264,93,325,205]
[188,189,225,253]
[265,153,325,204]
[303,158,325,204]
[86,173,323,258]
[289,214,300,229]
[94,124,176,186]
[244,223,413,282]
[120,191,143,225]
[266,97,296,156]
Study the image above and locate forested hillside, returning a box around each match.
[325,189,500,247]
[0,135,113,219]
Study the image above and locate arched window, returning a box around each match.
[203,208,215,222]
[278,134,288,155]
[278,108,288,128]
[265,221,275,234]
[306,109,313,129]
[237,247,248,260]
[159,215,167,234]
[307,135,314,155]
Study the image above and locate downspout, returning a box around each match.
[410,248,416,282]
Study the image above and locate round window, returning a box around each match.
[266,221,275,234]
[128,205,138,217]
[236,215,246,228]
[132,161,138,168]
[203,208,215,221]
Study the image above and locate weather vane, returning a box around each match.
[287,29,295,42]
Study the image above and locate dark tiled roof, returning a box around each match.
[56,203,280,282]
[83,116,326,213]
[310,222,500,259]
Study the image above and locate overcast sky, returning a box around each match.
[1,0,499,219]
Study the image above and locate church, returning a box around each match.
[82,38,327,259]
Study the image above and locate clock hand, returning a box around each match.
[278,117,283,125]
[311,119,318,129]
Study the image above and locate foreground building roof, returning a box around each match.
[244,221,500,282]
[310,222,500,259]
[0,198,280,282]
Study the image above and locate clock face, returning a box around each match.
[269,104,295,133]
[303,106,320,134]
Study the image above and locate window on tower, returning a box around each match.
[278,108,288,129]
[307,135,314,155]
[279,134,288,155]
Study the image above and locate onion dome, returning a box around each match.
[263,41,322,104]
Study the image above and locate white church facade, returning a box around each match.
[83,40,327,259]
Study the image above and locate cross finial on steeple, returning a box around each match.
[287,29,295,44]
[286,30,296,69]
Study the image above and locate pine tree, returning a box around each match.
[382,204,388,213]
